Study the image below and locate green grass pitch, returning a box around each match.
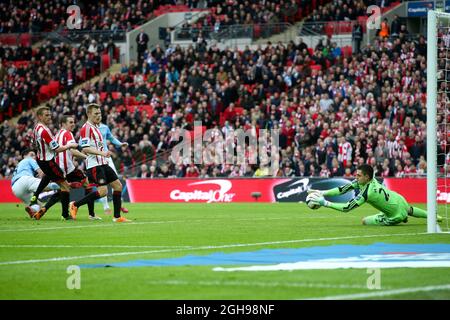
[0,202,449,300]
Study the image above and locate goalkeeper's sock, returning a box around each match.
[410,207,427,219]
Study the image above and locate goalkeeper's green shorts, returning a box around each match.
[363,197,410,226]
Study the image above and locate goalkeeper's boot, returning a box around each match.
[33,207,47,220]
[121,207,129,213]
[69,201,78,220]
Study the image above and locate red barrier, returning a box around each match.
[0,180,21,202]
[0,178,449,204]
[126,178,289,203]
[127,178,450,204]
[384,178,449,204]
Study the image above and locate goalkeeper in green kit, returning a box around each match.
[307,164,442,226]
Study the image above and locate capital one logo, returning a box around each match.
[170,180,236,203]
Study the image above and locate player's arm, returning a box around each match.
[311,187,368,213]
[70,148,88,159]
[42,130,77,153]
[79,136,111,157]
[30,160,44,178]
[105,126,127,148]
[308,180,358,196]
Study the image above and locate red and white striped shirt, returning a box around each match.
[55,129,76,175]
[32,123,59,161]
[79,121,107,169]
[338,141,352,165]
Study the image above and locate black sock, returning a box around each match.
[75,191,100,208]
[31,175,51,204]
[113,191,122,218]
[45,191,61,211]
[85,187,95,216]
[60,191,70,218]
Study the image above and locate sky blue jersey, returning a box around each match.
[98,123,122,150]
[11,158,40,185]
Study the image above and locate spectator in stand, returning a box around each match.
[352,21,363,54]
[136,29,149,64]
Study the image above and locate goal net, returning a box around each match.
[427,10,450,233]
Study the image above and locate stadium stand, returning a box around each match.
[0,32,436,179]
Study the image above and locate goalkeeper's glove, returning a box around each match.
[307,189,324,196]
[308,193,329,207]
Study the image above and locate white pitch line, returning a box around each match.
[0,244,193,249]
[0,232,427,266]
[146,279,372,290]
[304,284,450,300]
[0,220,185,232]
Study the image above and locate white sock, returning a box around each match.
[99,196,110,210]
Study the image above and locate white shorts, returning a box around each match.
[12,176,42,204]
[106,156,118,175]
[12,176,59,204]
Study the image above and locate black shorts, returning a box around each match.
[37,159,65,183]
[86,164,118,186]
[66,168,87,184]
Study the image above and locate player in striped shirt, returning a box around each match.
[69,104,131,222]
[27,106,78,220]
[34,115,102,220]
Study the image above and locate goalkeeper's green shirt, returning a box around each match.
[323,179,408,217]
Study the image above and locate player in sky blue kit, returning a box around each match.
[11,150,59,217]
[97,122,129,215]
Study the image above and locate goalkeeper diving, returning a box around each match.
[307,164,443,226]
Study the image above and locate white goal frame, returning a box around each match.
[427,10,448,233]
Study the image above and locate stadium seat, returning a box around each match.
[101,54,110,70]
[48,80,60,96]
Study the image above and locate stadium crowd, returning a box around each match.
[0,0,177,34]
[2,28,448,180]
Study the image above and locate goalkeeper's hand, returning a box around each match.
[307,189,324,196]
[308,193,329,207]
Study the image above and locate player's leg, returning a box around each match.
[362,212,405,226]
[107,157,128,214]
[98,195,111,214]
[69,169,97,219]
[69,168,104,219]
[105,165,131,222]
[29,174,51,205]
[13,177,38,218]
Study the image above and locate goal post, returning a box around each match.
[427,10,438,233]
[427,10,450,233]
